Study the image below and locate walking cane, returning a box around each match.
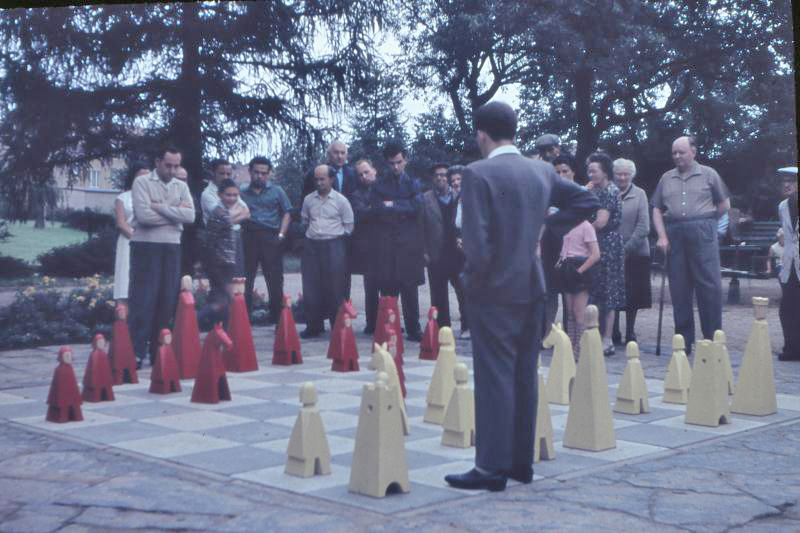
[655,253,669,356]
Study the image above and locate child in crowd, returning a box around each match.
[767,228,784,277]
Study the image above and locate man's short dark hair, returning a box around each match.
[217,178,239,192]
[382,141,406,160]
[552,154,577,172]
[155,145,181,161]
[211,158,230,171]
[473,101,517,142]
[430,162,449,176]
[248,156,272,171]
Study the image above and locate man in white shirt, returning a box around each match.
[200,159,249,225]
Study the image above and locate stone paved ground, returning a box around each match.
[1,273,798,532]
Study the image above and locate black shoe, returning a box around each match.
[625,334,637,345]
[503,467,533,484]
[300,328,323,339]
[406,330,422,342]
[363,325,375,335]
[778,351,800,361]
[445,468,507,491]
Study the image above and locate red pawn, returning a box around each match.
[273,295,302,365]
[330,301,359,372]
[419,307,440,360]
[373,296,401,347]
[150,329,182,394]
[82,334,115,402]
[173,275,202,379]
[46,346,83,423]
[110,302,138,384]
[191,323,232,404]
[386,325,407,397]
[223,278,259,372]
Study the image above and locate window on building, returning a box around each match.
[88,169,100,188]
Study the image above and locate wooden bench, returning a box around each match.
[719,220,780,303]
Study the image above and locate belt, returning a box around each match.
[664,213,717,224]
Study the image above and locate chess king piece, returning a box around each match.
[373,296,403,351]
[331,315,360,372]
[685,340,731,427]
[273,295,302,365]
[663,334,692,404]
[223,278,259,372]
[46,346,83,423]
[371,343,409,435]
[191,323,233,404]
[731,297,777,416]
[149,329,182,394]
[386,325,406,397]
[424,327,457,425]
[713,330,735,395]
[441,362,475,448]
[110,302,138,385]
[614,342,650,414]
[534,373,555,462]
[543,323,576,405]
[348,372,410,498]
[328,300,358,359]
[419,307,440,360]
[285,382,332,478]
[173,275,202,379]
[82,333,115,402]
[562,305,616,451]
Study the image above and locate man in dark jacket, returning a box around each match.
[350,159,380,333]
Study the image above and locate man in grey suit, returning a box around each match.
[445,102,599,491]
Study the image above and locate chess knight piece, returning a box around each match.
[543,323,576,405]
[82,334,115,403]
[46,346,83,423]
[110,302,138,384]
[173,275,202,379]
[149,329,182,394]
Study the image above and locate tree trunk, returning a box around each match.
[574,65,598,174]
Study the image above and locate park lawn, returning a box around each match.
[0,221,87,263]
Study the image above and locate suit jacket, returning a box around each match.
[461,152,600,304]
[421,190,458,265]
[302,164,358,200]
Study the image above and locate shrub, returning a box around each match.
[38,228,117,277]
[61,208,115,236]
[0,253,35,278]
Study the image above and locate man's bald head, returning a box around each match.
[326,140,348,169]
[314,164,334,195]
[672,136,697,172]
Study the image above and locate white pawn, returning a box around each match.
[370,343,409,435]
[614,342,649,414]
[424,327,457,424]
[534,373,555,462]
[713,330,735,395]
[731,297,777,416]
[544,323,576,405]
[685,340,731,427]
[441,363,475,448]
[663,334,692,404]
[285,382,331,478]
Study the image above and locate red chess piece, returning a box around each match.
[420,307,440,361]
[223,278,259,372]
[330,301,360,372]
[173,275,202,379]
[386,325,407,397]
[110,302,138,384]
[46,346,83,423]
[387,309,404,365]
[273,295,302,365]
[150,329,182,394]
[373,296,401,347]
[191,323,232,404]
[82,334,115,402]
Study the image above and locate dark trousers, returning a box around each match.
[302,237,347,331]
[470,297,544,473]
[129,242,181,364]
[243,229,284,318]
[780,268,800,357]
[427,261,468,330]
[378,281,421,335]
[199,261,234,328]
[666,218,722,349]
[363,274,379,331]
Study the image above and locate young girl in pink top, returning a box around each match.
[556,220,601,355]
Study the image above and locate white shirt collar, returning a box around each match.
[487,145,521,159]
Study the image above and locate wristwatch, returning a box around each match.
[278,233,285,239]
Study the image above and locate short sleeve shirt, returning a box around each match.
[560,220,598,259]
[651,163,728,219]
[240,182,292,230]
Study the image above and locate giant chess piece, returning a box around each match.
[534,373,555,462]
[173,275,202,379]
[424,327,457,425]
[543,323,576,405]
[273,295,302,365]
[614,342,650,414]
[82,334,115,403]
[373,296,403,354]
[191,323,233,404]
[386,324,406,397]
[285,382,332,478]
[329,300,359,371]
[110,302,138,385]
[685,340,731,427]
[731,297,777,416]
[562,305,615,451]
[149,329,182,394]
[371,343,409,435]
[441,362,475,448]
[663,334,692,404]
[46,346,83,423]
[328,300,358,359]
[223,278,259,372]
[348,372,410,498]
[419,307,440,360]
[713,330,735,395]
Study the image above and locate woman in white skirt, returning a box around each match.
[113,162,149,301]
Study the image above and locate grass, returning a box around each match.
[0,220,87,263]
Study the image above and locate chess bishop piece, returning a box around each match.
[685,340,731,427]
[614,342,650,414]
[173,275,202,379]
[191,323,232,404]
[149,329,182,394]
[329,300,359,371]
[419,307,440,360]
[46,346,83,423]
[285,382,332,477]
[534,373,555,462]
[223,278,259,372]
[328,300,357,359]
[371,343,409,435]
[110,302,138,384]
[441,363,475,448]
[663,334,692,404]
[731,297,777,416]
[424,327,457,425]
[273,295,303,365]
[82,334,115,403]
[543,323,576,405]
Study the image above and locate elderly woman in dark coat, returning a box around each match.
[612,158,652,345]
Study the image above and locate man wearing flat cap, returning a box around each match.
[534,134,561,163]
